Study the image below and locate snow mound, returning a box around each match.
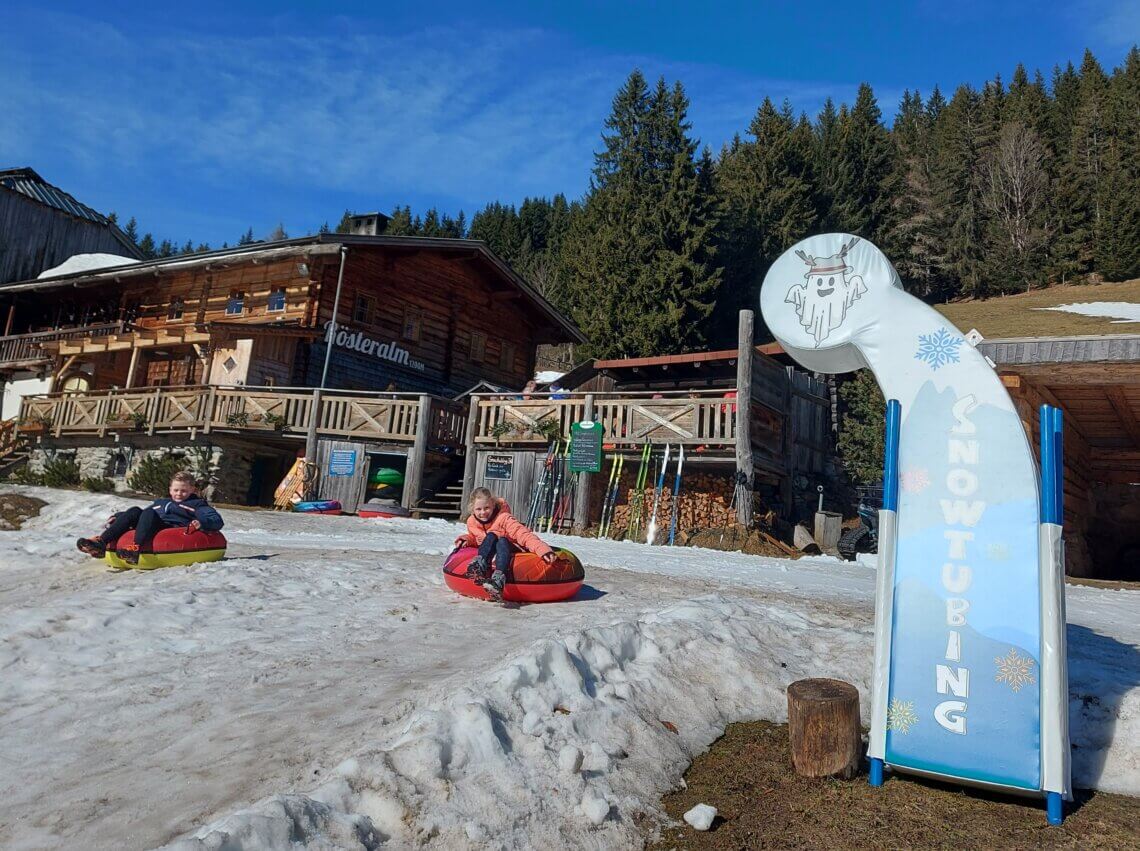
[164,597,870,849]
[38,253,140,278]
[1037,302,1140,323]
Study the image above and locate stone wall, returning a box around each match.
[26,435,294,504]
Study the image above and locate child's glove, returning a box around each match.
[542,551,557,564]
[189,519,201,532]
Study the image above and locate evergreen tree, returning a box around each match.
[812,98,843,229]
[267,223,289,241]
[384,206,416,236]
[181,239,194,255]
[319,221,331,235]
[137,233,157,259]
[1053,52,1109,280]
[334,210,354,234]
[124,217,139,245]
[714,97,817,336]
[886,89,946,297]
[157,239,174,258]
[1097,47,1140,280]
[837,370,886,485]
[827,83,898,245]
[561,72,721,357]
[238,227,256,245]
[930,85,988,297]
[470,202,522,261]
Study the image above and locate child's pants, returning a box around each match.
[477,532,517,576]
[101,506,174,549]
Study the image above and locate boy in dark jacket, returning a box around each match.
[77,470,225,565]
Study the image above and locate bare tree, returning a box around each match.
[981,122,1050,291]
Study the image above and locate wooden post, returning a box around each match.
[124,345,142,389]
[572,394,595,533]
[3,302,14,337]
[302,388,322,501]
[460,394,480,519]
[786,678,861,779]
[403,394,433,511]
[735,310,754,527]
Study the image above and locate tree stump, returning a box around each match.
[786,678,861,779]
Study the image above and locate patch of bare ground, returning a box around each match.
[0,493,47,530]
[658,720,1140,849]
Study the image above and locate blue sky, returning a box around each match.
[3,1,1136,249]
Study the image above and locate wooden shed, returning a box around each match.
[938,280,1140,581]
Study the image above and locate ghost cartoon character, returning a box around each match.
[784,237,867,346]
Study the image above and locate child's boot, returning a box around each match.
[484,569,507,601]
[76,537,107,558]
[117,544,141,566]
[465,555,489,582]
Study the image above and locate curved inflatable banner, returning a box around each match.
[760,234,1069,819]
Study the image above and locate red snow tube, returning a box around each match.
[104,527,228,570]
[443,547,584,603]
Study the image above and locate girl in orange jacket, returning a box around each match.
[454,487,555,597]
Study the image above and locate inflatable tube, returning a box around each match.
[359,503,411,519]
[369,468,405,486]
[293,500,342,515]
[104,527,227,570]
[443,547,584,603]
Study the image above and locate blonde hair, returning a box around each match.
[468,486,495,508]
[170,470,198,489]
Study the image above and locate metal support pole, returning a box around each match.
[303,244,349,500]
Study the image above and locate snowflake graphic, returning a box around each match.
[899,467,931,493]
[994,648,1037,693]
[886,698,918,734]
[915,328,965,371]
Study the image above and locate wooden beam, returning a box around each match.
[1105,387,1140,448]
[736,309,754,527]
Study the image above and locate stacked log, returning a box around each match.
[604,471,738,541]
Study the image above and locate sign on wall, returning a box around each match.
[569,421,602,473]
[323,321,426,372]
[759,234,1069,818]
[485,454,514,480]
[328,449,357,477]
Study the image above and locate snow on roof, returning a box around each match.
[37,253,140,279]
[534,370,564,384]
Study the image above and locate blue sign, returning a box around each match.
[761,234,1070,822]
[328,449,357,477]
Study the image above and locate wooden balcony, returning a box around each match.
[0,322,131,369]
[471,390,740,447]
[17,385,468,448]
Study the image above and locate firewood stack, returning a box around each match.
[604,471,738,540]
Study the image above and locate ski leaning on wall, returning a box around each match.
[667,444,685,545]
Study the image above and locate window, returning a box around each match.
[267,288,286,312]
[167,297,184,321]
[402,307,422,342]
[353,294,375,324]
[470,331,486,362]
[226,292,245,315]
[500,341,516,371]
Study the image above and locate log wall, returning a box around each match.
[0,190,138,285]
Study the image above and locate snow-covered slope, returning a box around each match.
[0,487,1136,850]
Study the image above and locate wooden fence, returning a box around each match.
[17,385,468,447]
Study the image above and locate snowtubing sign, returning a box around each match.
[760,234,1070,821]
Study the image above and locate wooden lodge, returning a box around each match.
[460,312,835,539]
[0,234,584,513]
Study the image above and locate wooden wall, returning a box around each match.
[303,249,548,396]
[1003,374,1094,577]
[0,190,138,285]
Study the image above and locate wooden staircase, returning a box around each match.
[0,420,30,478]
[414,481,463,520]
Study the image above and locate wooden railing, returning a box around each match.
[0,322,130,365]
[472,390,740,446]
[17,385,468,448]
